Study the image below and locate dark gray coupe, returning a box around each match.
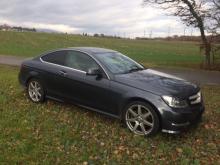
[19,47,204,136]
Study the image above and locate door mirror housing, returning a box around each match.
[86,68,102,76]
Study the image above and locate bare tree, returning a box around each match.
[143,0,214,66]
[209,0,220,33]
[209,0,220,64]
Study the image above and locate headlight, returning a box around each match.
[189,91,202,104]
[162,96,188,108]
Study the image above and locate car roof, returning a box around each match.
[38,47,118,59]
[68,47,117,55]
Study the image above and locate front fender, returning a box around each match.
[119,89,167,119]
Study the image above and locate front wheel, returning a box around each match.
[27,78,45,103]
[123,101,160,136]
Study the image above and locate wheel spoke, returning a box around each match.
[126,118,137,122]
[137,105,142,115]
[34,82,37,88]
[142,112,151,118]
[142,119,153,127]
[140,123,146,133]
[32,92,36,98]
[132,122,139,131]
[29,91,32,97]
[36,94,40,100]
[36,91,41,97]
[30,82,35,89]
[36,87,41,91]
[32,91,35,97]
[128,108,138,117]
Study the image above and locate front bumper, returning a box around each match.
[160,103,205,134]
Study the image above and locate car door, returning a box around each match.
[40,50,85,101]
[63,50,116,115]
[40,50,67,99]
[83,72,113,114]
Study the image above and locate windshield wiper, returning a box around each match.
[128,67,144,73]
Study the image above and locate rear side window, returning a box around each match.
[41,51,67,66]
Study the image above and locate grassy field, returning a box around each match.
[0,65,219,164]
[0,31,204,68]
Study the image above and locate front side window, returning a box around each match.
[65,51,99,72]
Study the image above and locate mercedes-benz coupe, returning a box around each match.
[19,47,204,136]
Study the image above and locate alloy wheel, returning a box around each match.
[125,104,154,135]
[28,80,43,102]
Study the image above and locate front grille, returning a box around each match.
[189,91,201,105]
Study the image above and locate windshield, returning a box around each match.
[95,52,144,74]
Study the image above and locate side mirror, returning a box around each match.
[86,68,102,76]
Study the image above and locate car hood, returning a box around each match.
[114,69,199,98]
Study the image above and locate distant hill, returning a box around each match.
[36,28,60,33]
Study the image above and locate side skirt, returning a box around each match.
[77,104,120,120]
[46,95,64,102]
[46,95,121,120]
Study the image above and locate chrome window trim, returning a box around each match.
[40,57,86,74]
[40,49,111,80]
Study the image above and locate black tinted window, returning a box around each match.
[65,51,99,72]
[41,51,67,65]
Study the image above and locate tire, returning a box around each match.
[27,78,45,103]
[123,101,160,136]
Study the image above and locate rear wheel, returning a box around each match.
[27,78,45,103]
[123,101,160,136]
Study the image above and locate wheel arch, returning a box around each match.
[25,71,42,87]
[121,97,162,129]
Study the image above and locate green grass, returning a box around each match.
[0,31,204,68]
[0,65,220,164]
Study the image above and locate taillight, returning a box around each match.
[20,63,25,70]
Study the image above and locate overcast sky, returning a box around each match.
[0,0,199,37]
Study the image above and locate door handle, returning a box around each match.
[59,70,67,76]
